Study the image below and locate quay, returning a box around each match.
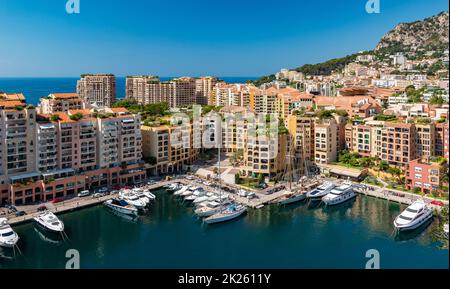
[353,184,448,211]
[6,180,175,226]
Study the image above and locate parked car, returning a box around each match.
[78,190,90,198]
[51,197,64,204]
[92,193,103,198]
[431,200,445,206]
[247,192,256,199]
[15,211,26,217]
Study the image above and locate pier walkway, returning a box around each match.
[6,180,175,226]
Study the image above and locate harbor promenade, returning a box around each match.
[6,180,175,226]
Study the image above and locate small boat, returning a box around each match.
[33,211,64,233]
[322,182,356,206]
[0,218,19,248]
[279,191,306,205]
[104,198,138,216]
[185,188,207,201]
[119,191,147,209]
[193,195,209,205]
[142,190,156,201]
[174,186,188,196]
[181,187,197,197]
[306,182,335,200]
[195,201,221,217]
[166,183,180,191]
[393,200,433,231]
[204,204,247,224]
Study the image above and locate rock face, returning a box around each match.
[375,11,449,52]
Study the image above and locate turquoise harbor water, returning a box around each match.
[0,189,448,269]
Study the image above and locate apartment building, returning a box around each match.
[277,91,314,120]
[77,74,116,108]
[250,89,278,114]
[415,123,435,159]
[125,76,160,104]
[287,115,315,175]
[314,117,339,164]
[38,93,85,114]
[244,131,288,180]
[125,76,195,108]
[351,124,373,157]
[141,123,200,175]
[435,121,449,159]
[0,101,145,205]
[380,122,416,168]
[406,159,445,194]
[196,76,219,105]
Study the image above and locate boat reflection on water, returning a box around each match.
[394,218,434,242]
[33,227,63,245]
[0,246,16,260]
[321,197,357,213]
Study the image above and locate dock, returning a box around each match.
[6,180,176,226]
[353,184,448,211]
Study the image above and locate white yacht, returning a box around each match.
[279,191,306,205]
[193,195,209,205]
[33,211,64,233]
[306,182,335,200]
[321,182,356,206]
[195,201,221,217]
[393,200,433,231]
[204,204,247,224]
[0,218,19,248]
[119,191,147,209]
[166,183,180,191]
[173,185,188,196]
[104,198,138,216]
[185,188,207,201]
[142,190,156,201]
[180,187,197,198]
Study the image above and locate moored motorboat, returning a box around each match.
[33,211,64,233]
[322,182,356,206]
[393,199,433,231]
[119,191,147,209]
[104,198,138,216]
[279,191,306,205]
[0,218,19,248]
[173,185,188,196]
[306,182,335,200]
[204,204,247,224]
[195,201,221,217]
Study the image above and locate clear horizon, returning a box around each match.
[0,0,448,77]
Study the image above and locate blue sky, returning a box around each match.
[0,0,448,77]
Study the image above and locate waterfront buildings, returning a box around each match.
[0,96,145,206]
[76,74,116,108]
[406,159,446,194]
[141,122,200,175]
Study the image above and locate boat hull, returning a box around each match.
[394,210,433,231]
[104,202,138,216]
[280,194,306,205]
[33,219,64,234]
[205,209,247,224]
[322,191,357,206]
